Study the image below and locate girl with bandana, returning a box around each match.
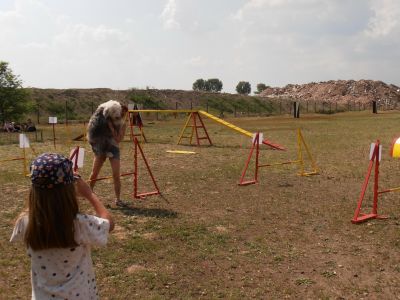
[10,153,114,299]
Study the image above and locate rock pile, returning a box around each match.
[260,80,400,106]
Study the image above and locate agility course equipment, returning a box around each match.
[127,109,285,150]
[166,150,196,154]
[198,110,285,150]
[0,134,36,176]
[128,104,147,142]
[351,138,400,224]
[238,129,318,186]
[73,136,160,199]
[351,140,388,224]
[390,136,400,158]
[177,112,212,146]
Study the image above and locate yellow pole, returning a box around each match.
[22,147,28,176]
[177,113,193,145]
[298,129,318,174]
[297,129,305,175]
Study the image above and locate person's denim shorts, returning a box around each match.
[91,144,120,160]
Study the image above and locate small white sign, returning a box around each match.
[69,148,85,168]
[369,143,382,161]
[19,134,30,148]
[49,116,58,124]
[252,133,264,144]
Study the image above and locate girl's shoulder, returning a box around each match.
[74,214,110,247]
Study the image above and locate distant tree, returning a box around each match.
[193,78,223,92]
[236,81,251,95]
[0,61,29,124]
[206,78,223,92]
[255,83,268,94]
[192,79,206,91]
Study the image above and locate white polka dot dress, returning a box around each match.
[10,214,110,300]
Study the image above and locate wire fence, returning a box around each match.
[29,98,397,124]
[2,97,395,145]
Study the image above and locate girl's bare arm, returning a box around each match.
[75,177,114,231]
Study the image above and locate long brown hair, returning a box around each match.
[24,184,79,250]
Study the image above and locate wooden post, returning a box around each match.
[65,100,68,125]
[372,101,377,114]
[36,102,40,124]
[52,123,56,149]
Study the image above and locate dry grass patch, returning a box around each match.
[3,111,400,299]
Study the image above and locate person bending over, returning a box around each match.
[87,100,128,207]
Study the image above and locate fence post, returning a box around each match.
[293,102,300,118]
[65,100,68,125]
[372,101,377,114]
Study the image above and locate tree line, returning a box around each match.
[193,78,269,95]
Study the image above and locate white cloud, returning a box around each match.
[366,0,400,37]
[184,56,207,67]
[1,1,399,91]
[160,0,180,30]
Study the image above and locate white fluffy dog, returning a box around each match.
[87,100,126,157]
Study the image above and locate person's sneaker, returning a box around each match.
[115,200,129,207]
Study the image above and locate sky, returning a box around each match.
[1,0,399,93]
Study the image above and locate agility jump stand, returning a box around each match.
[128,106,147,143]
[0,134,36,176]
[238,132,262,186]
[351,140,388,224]
[238,129,318,186]
[177,112,212,146]
[133,137,160,198]
[84,137,160,199]
[0,152,29,176]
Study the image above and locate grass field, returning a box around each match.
[2,111,400,299]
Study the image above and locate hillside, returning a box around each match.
[27,88,280,121]
[260,80,400,106]
[25,80,400,122]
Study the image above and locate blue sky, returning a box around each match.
[1,0,399,92]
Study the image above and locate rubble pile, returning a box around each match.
[260,80,400,105]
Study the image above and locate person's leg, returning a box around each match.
[109,157,121,203]
[89,155,107,190]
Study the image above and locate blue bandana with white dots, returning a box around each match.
[30,153,74,189]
